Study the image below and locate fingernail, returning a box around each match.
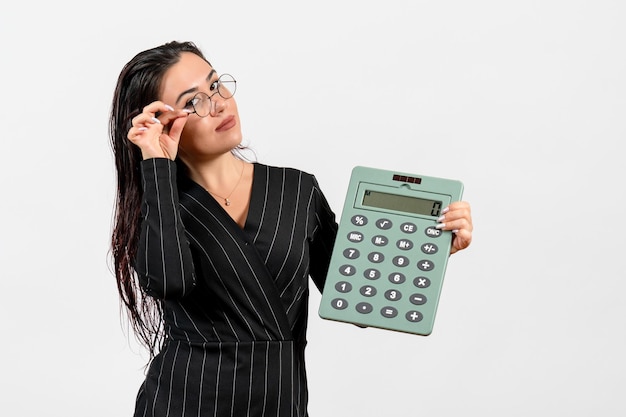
[435,223,445,229]
[182,109,194,113]
[151,117,161,124]
[138,127,148,132]
[165,104,174,111]
[442,207,450,214]
[437,215,445,222]
[452,229,459,234]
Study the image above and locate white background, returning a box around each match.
[1,1,625,416]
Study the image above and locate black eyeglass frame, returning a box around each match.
[188,73,237,118]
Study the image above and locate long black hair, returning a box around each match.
[108,41,209,358]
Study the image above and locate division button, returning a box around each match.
[417,259,435,271]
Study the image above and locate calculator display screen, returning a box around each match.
[362,190,443,217]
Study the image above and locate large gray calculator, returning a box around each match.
[319,166,463,336]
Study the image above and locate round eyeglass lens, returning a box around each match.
[218,74,236,99]
[191,92,212,117]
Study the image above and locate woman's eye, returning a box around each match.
[210,81,219,92]
[185,97,199,109]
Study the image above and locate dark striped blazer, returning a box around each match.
[133,158,338,417]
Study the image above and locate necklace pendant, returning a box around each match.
[225,198,231,206]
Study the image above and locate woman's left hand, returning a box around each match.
[436,201,473,254]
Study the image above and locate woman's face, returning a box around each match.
[159,52,242,159]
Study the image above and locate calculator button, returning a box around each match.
[388,273,406,284]
[375,219,393,230]
[331,298,348,310]
[406,311,424,322]
[339,265,357,276]
[343,248,360,259]
[396,239,414,250]
[363,268,381,280]
[356,302,373,314]
[360,285,377,297]
[371,235,389,246]
[424,226,442,238]
[384,289,402,301]
[421,243,438,254]
[409,293,427,305]
[400,222,417,234]
[368,252,385,263]
[414,276,431,288]
[351,215,368,226]
[347,231,364,243]
[335,281,352,293]
[392,255,410,267]
[380,307,398,318]
[417,260,435,271]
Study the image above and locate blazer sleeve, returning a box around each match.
[308,175,339,293]
[135,158,196,299]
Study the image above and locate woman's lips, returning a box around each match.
[215,115,236,132]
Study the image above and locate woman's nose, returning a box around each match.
[210,96,227,117]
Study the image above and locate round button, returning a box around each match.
[392,255,410,267]
[347,231,364,243]
[360,285,377,297]
[424,226,442,238]
[421,243,438,254]
[400,222,417,234]
[376,219,393,230]
[339,265,356,276]
[405,310,423,322]
[396,239,414,251]
[388,273,406,284]
[414,276,431,288]
[331,298,348,310]
[335,281,352,293]
[417,260,435,271]
[384,289,402,301]
[371,235,389,246]
[356,302,373,314]
[343,248,360,259]
[363,268,381,280]
[409,293,427,305]
[380,307,398,318]
[351,215,368,226]
[368,252,385,263]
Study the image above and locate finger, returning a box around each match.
[167,113,189,140]
[450,228,472,254]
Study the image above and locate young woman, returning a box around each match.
[109,40,473,417]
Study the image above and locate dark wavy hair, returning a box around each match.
[108,41,209,358]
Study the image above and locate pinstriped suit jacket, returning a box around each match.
[133,158,338,417]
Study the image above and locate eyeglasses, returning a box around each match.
[185,73,237,117]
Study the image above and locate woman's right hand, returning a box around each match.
[127,101,191,160]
